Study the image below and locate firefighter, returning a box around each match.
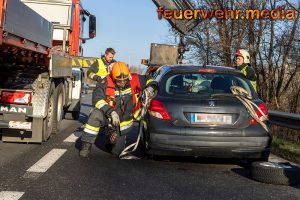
[235,49,257,91]
[87,48,116,81]
[79,61,155,158]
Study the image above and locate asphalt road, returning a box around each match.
[0,92,300,200]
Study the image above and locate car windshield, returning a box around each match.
[161,72,256,98]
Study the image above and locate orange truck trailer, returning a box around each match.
[0,0,96,143]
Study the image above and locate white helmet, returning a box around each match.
[236,49,250,64]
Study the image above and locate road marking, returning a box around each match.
[64,131,82,143]
[0,191,24,200]
[26,149,67,173]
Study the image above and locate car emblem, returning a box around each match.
[208,101,215,107]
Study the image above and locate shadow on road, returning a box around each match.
[231,167,251,178]
[81,103,94,108]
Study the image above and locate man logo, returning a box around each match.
[208,101,215,107]
[0,106,27,114]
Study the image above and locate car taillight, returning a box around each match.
[250,102,268,124]
[0,91,32,105]
[148,99,171,121]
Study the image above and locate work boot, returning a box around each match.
[79,142,92,158]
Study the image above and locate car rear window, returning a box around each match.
[161,72,256,98]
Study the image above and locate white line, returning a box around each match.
[63,132,81,143]
[27,149,67,173]
[0,191,25,200]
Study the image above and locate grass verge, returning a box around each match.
[271,136,300,165]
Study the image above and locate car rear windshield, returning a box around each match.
[161,72,257,98]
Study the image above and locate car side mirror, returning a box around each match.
[89,15,96,38]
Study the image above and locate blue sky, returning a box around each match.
[81,0,173,67]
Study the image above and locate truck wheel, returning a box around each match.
[52,83,63,134]
[251,161,300,185]
[42,117,51,142]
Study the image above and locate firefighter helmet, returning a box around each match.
[111,61,131,81]
[236,49,250,64]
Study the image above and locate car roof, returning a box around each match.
[161,64,244,76]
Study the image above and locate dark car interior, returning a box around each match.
[166,73,253,96]
[210,76,231,93]
[169,75,186,94]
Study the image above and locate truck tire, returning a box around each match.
[45,82,57,135]
[251,161,300,185]
[52,83,64,134]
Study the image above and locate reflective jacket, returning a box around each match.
[92,74,147,131]
[87,57,115,81]
[238,64,257,91]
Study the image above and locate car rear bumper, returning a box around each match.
[147,123,272,158]
[148,134,270,158]
[146,115,272,158]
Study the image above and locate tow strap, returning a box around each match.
[230,86,269,132]
[118,91,152,159]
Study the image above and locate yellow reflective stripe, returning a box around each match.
[115,88,132,96]
[96,58,109,77]
[133,109,141,120]
[84,128,99,135]
[120,119,133,127]
[95,99,108,109]
[242,66,257,91]
[84,124,100,132]
[146,78,154,86]
[123,88,131,93]
[143,120,147,129]
[120,119,133,131]
[89,72,96,79]
[72,57,97,68]
[251,81,257,91]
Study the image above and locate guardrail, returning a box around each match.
[269,110,300,130]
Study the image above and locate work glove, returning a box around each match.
[110,111,120,126]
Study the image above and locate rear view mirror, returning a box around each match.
[89,15,96,38]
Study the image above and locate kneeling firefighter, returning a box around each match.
[79,61,156,158]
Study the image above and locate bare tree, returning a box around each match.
[179,0,300,113]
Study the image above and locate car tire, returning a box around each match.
[251,161,300,185]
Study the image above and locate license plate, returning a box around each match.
[191,113,232,125]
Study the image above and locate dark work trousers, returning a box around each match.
[81,108,133,156]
